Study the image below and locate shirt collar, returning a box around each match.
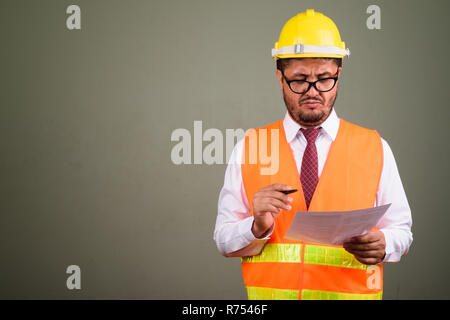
[283,108,340,143]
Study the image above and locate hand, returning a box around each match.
[343,230,386,265]
[251,184,294,238]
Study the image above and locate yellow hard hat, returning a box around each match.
[272,9,350,61]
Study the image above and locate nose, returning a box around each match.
[304,83,320,97]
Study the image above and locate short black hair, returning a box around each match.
[276,57,342,72]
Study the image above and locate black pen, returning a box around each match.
[281,189,298,195]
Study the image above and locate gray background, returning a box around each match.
[1,0,448,299]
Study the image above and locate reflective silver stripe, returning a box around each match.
[272,44,350,57]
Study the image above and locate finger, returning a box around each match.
[265,198,291,211]
[256,203,281,215]
[349,232,380,244]
[256,197,290,211]
[264,184,293,192]
[347,250,384,259]
[346,249,384,265]
[256,191,293,204]
[270,211,282,219]
[343,241,383,252]
[354,256,380,265]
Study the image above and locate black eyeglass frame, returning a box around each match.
[280,69,340,94]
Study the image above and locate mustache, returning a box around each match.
[299,97,323,104]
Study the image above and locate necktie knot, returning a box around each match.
[301,128,321,144]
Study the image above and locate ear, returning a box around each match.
[276,69,284,91]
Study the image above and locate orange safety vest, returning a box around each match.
[240,118,384,300]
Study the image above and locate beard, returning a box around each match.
[283,88,338,125]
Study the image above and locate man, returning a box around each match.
[213,9,412,300]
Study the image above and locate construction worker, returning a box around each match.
[213,9,413,300]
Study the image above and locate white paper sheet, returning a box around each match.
[284,203,391,245]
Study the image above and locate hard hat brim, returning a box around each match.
[275,53,346,60]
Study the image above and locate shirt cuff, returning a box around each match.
[239,216,274,243]
[380,229,402,262]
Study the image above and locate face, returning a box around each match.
[276,58,341,128]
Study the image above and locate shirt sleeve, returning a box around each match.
[376,138,413,262]
[213,138,274,257]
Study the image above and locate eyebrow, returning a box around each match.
[292,71,335,78]
[317,71,334,77]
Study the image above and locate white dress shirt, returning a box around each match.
[213,108,413,262]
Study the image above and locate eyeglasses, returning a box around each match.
[281,69,339,94]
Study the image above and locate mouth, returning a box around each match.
[300,100,322,108]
